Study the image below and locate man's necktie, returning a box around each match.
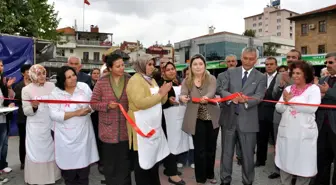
[235,71,249,115]
[242,71,248,86]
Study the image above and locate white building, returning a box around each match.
[55,25,113,62]
[174,29,263,63]
[244,4,299,55]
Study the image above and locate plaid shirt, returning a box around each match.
[91,74,129,143]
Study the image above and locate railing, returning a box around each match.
[76,40,112,46]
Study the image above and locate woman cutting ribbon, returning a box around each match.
[91,54,132,185]
[126,54,171,185]
[158,62,192,185]
[49,66,99,185]
[21,64,61,185]
[179,54,220,185]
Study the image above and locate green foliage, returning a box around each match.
[242,29,256,37]
[263,43,280,56]
[0,0,61,41]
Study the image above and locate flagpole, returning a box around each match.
[83,1,85,31]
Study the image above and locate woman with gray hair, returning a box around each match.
[21,64,61,185]
[126,54,172,185]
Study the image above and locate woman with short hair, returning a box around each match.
[49,66,99,185]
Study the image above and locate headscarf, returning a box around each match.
[133,54,155,75]
[29,64,46,85]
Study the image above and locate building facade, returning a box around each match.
[288,4,336,54]
[245,6,299,39]
[55,25,113,62]
[174,31,263,63]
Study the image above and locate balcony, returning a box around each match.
[76,40,112,47]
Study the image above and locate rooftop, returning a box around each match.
[244,8,299,19]
[56,27,75,35]
[56,27,113,35]
[177,31,242,43]
[288,4,336,20]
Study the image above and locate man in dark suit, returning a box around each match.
[313,52,336,185]
[67,56,92,88]
[255,57,278,167]
[217,47,266,185]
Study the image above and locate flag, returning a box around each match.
[84,0,90,5]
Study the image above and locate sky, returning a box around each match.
[48,0,335,47]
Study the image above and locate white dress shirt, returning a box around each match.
[267,71,277,89]
[242,68,253,78]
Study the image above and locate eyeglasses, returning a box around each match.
[325,61,334,65]
[226,60,236,62]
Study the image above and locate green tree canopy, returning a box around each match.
[0,0,61,41]
[263,43,280,56]
[242,29,256,37]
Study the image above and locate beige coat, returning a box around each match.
[180,75,220,135]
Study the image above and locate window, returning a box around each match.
[83,52,89,61]
[259,22,262,26]
[318,45,326,54]
[265,24,268,27]
[290,20,293,24]
[259,29,262,32]
[277,12,281,16]
[301,46,307,54]
[93,52,100,61]
[290,26,293,31]
[199,44,205,56]
[258,16,262,20]
[301,24,308,35]
[290,13,293,17]
[70,49,74,53]
[253,23,256,27]
[290,33,293,39]
[265,17,268,20]
[277,19,281,23]
[319,20,326,33]
[253,17,256,21]
[277,32,281,36]
[277,25,281,30]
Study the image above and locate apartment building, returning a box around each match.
[244,6,299,55]
[245,6,299,39]
[288,4,336,54]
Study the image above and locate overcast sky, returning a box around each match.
[49,0,335,47]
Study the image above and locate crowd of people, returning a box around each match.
[0,47,335,185]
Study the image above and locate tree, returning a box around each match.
[243,29,256,37]
[0,0,61,41]
[263,43,280,56]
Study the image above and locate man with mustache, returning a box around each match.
[313,52,336,185]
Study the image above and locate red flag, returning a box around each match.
[84,0,90,5]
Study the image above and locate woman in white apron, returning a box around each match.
[275,61,321,185]
[157,62,189,185]
[21,64,61,185]
[126,54,172,185]
[48,66,99,185]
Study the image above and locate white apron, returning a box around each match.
[134,87,170,170]
[52,83,99,170]
[163,86,194,154]
[275,85,320,177]
[26,95,54,163]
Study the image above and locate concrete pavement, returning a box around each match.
[4,133,282,185]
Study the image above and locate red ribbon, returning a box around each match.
[3,92,335,139]
[2,97,155,138]
[192,93,336,109]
